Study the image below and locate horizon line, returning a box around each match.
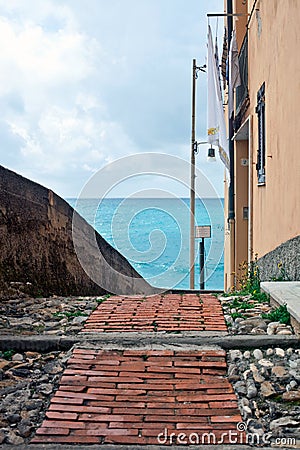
[65,196,225,200]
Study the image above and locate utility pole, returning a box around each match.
[189,59,197,290]
[189,59,206,290]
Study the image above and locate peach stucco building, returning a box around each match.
[223,0,300,289]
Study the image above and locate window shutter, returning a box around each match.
[256,83,266,184]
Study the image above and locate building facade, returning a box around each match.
[223,0,300,289]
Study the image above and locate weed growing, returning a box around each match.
[0,349,15,360]
[261,304,290,324]
[226,255,269,303]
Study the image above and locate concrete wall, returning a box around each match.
[0,165,152,296]
[247,0,300,257]
[258,234,300,282]
[224,0,300,290]
[234,140,249,284]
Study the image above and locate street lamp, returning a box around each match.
[189,59,216,290]
[194,141,217,161]
[207,146,216,162]
[190,59,205,290]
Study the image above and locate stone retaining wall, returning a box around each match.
[0,166,151,296]
[257,235,300,281]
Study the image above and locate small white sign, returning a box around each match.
[195,225,211,239]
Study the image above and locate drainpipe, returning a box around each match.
[227,0,236,289]
[248,116,253,265]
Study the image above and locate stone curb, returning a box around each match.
[0,333,299,352]
[167,289,224,294]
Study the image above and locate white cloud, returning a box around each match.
[0,0,135,191]
[0,0,225,198]
[83,163,97,173]
[7,101,138,180]
[8,122,42,156]
[0,20,95,97]
[0,0,76,31]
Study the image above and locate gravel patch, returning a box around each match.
[228,347,300,446]
[0,294,108,336]
[219,294,294,336]
[0,348,72,446]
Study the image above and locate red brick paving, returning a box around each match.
[82,293,227,333]
[31,294,240,445]
[31,349,243,445]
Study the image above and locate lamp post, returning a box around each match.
[189,59,197,290]
[190,59,205,290]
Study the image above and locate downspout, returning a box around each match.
[227,0,236,288]
[248,115,253,264]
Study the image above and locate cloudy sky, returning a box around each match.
[0,0,225,199]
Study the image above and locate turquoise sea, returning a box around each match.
[67,198,224,291]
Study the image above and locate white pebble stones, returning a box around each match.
[253,349,263,360]
[275,347,285,357]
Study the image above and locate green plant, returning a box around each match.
[251,291,270,303]
[230,298,255,309]
[221,291,241,297]
[53,310,86,320]
[65,311,86,318]
[272,262,290,282]
[33,325,45,332]
[271,395,300,407]
[151,320,158,331]
[0,349,15,360]
[261,304,290,324]
[96,298,105,304]
[231,312,246,320]
[237,301,256,310]
[96,294,110,304]
[224,255,271,304]
[239,259,259,295]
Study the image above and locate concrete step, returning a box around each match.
[261,281,300,333]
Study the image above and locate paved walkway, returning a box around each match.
[82,294,227,333]
[262,281,300,324]
[31,294,244,446]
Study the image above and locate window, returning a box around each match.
[236,33,248,114]
[255,83,266,184]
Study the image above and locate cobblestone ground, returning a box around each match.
[31,294,243,446]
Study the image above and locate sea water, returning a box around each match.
[67,198,224,290]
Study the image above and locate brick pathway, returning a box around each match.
[31,348,243,445]
[31,294,243,446]
[82,293,227,333]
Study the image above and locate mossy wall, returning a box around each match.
[257,235,300,282]
[0,166,151,296]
